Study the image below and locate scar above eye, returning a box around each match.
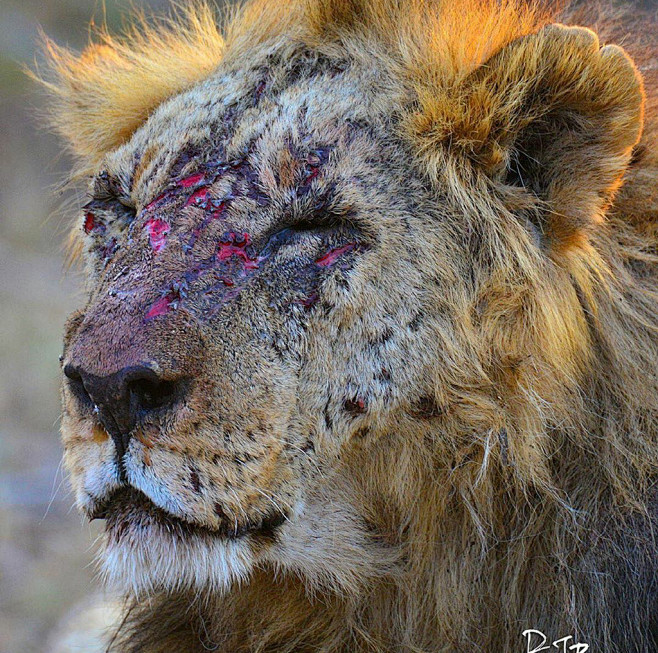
[177,171,206,188]
[315,242,356,267]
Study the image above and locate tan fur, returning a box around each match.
[39,1,658,651]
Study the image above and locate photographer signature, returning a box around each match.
[523,629,589,653]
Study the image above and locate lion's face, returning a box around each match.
[61,62,456,594]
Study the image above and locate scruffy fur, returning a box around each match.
[40,1,658,651]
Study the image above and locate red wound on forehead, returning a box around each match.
[184,186,211,208]
[210,200,227,219]
[297,291,319,309]
[304,166,320,183]
[177,172,205,188]
[315,243,356,267]
[217,232,260,270]
[144,192,167,212]
[145,218,170,253]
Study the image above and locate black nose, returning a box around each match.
[63,363,184,458]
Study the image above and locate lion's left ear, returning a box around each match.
[417,24,644,249]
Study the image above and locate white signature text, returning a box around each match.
[522,629,589,653]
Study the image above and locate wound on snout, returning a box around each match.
[297,148,330,196]
[144,192,168,212]
[145,288,181,319]
[101,238,118,262]
[253,78,267,105]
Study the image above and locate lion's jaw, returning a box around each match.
[63,407,396,597]
[61,413,283,596]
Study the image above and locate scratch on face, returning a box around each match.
[216,232,261,270]
[315,243,356,267]
[177,171,205,188]
[84,211,106,235]
[145,218,170,253]
[119,128,357,323]
[145,288,181,319]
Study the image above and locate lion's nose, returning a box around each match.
[63,362,185,458]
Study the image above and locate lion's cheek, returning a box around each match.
[122,436,298,531]
[61,414,120,510]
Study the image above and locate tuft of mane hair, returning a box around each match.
[33,3,225,165]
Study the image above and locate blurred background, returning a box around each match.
[0,2,177,651]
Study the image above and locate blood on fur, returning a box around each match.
[177,171,206,188]
[316,242,356,266]
[184,186,212,208]
[137,141,356,321]
[344,396,367,415]
[145,218,170,253]
[83,211,105,234]
[145,287,181,319]
[217,232,260,270]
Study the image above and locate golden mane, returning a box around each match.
[34,0,658,179]
[33,3,224,163]
[35,0,552,165]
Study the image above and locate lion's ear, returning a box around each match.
[421,24,644,250]
[33,5,224,167]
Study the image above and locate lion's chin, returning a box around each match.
[97,488,257,596]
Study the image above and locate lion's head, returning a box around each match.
[41,0,658,650]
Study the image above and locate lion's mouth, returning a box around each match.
[92,487,287,541]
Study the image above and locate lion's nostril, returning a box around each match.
[63,361,186,459]
[129,376,181,412]
[63,363,95,408]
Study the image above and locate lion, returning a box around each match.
[37,0,658,650]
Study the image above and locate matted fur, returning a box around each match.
[39,1,658,651]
